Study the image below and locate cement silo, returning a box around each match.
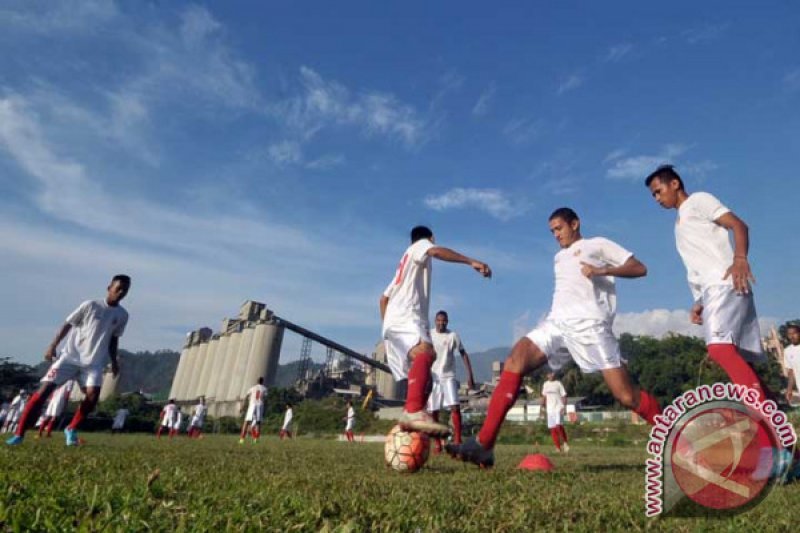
[206,333,231,401]
[214,327,242,415]
[179,341,202,401]
[195,335,219,400]
[185,341,209,401]
[240,321,285,392]
[99,371,119,401]
[374,341,405,400]
[169,340,191,400]
[225,324,256,402]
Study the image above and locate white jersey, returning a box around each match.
[247,384,268,406]
[44,381,74,417]
[161,403,178,426]
[282,408,293,430]
[172,411,183,430]
[785,344,800,393]
[192,403,207,419]
[9,394,26,421]
[541,380,567,412]
[347,406,355,421]
[59,299,128,367]
[431,329,464,379]
[548,237,633,322]
[382,239,434,332]
[675,192,734,301]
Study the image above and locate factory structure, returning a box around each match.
[168,300,402,416]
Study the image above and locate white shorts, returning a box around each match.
[345,419,355,431]
[190,416,204,428]
[112,418,127,430]
[700,285,764,361]
[546,411,563,429]
[526,319,621,373]
[383,323,432,381]
[44,395,68,418]
[42,358,104,388]
[426,376,460,411]
[246,403,264,424]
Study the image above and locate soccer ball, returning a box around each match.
[384,424,430,473]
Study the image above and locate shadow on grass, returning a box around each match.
[581,463,644,473]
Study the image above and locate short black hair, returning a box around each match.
[548,207,579,224]
[111,274,131,286]
[436,310,449,319]
[258,377,264,384]
[787,324,800,333]
[410,225,433,243]
[645,164,684,190]
[286,402,293,408]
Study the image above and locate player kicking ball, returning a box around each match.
[426,310,476,452]
[240,378,267,444]
[381,225,491,437]
[6,275,130,447]
[447,208,662,467]
[645,165,772,401]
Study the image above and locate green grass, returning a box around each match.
[1,433,798,532]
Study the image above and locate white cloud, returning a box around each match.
[503,117,544,144]
[603,148,628,164]
[603,43,633,63]
[605,143,689,181]
[268,140,303,166]
[557,73,584,95]
[613,309,703,338]
[0,0,118,34]
[305,154,345,170]
[682,23,730,45]
[472,82,497,116]
[271,66,430,148]
[424,188,529,221]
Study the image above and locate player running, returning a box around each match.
[280,403,293,439]
[343,400,356,442]
[541,372,569,453]
[6,275,130,446]
[447,208,662,467]
[240,378,267,444]
[426,310,476,452]
[381,225,491,437]
[3,390,27,434]
[645,165,771,401]
[157,399,179,439]
[188,397,207,438]
[37,380,74,439]
[783,324,800,405]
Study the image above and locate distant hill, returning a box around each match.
[456,346,509,383]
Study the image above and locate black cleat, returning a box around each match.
[445,437,495,468]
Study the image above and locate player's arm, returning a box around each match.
[379,295,389,320]
[715,212,754,294]
[45,323,72,361]
[581,256,647,279]
[109,336,120,377]
[459,348,477,390]
[787,369,796,404]
[427,247,492,278]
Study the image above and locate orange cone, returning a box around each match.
[518,453,554,472]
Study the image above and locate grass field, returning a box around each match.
[1,432,798,532]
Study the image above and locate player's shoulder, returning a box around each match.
[685,191,721,208]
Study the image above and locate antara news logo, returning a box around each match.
[644,383,797,517]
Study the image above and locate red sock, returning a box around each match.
[405,351,435,413]
[477,371,522,450]
[46,418,55,437]
[240,426,248,439]
[635,390,662,425]
[13,391,44,437]
[67,401,92,431]
[550,427,561,449]
[157,426,164,438]
[254,427,260,439]
[451,409,462,444]
[708,343,767,403]
[38,419,46,437]
[558,425,568,443]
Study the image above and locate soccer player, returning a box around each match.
[426,310,476,452]
[447,208,662,467]
[280,402,293,440]
[2,390,26,433]
[541,372,569,453]
[6,274,130,447]
[111,407,129,434]
[783,324,800,404]
[172,409,183,437]
[188,397,207,438]
[240,378,267,444]
[343,400,356,442]
[645,165,770,401]
[381,225,491,436]
[157,399,178,439]
[37,380,74,438]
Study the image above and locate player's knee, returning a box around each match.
[506,338,542,374]
[614,390,636,409]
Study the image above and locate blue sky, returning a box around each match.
[1,1,799,365]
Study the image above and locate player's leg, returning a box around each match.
[239,418,250,442]
[45,416,56,437]
[64,386,99,446]
[447,337,548,466]
[443,378,462,444]
[38,416,50,437]
[9,381,56,441]
[600,367,661,424]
